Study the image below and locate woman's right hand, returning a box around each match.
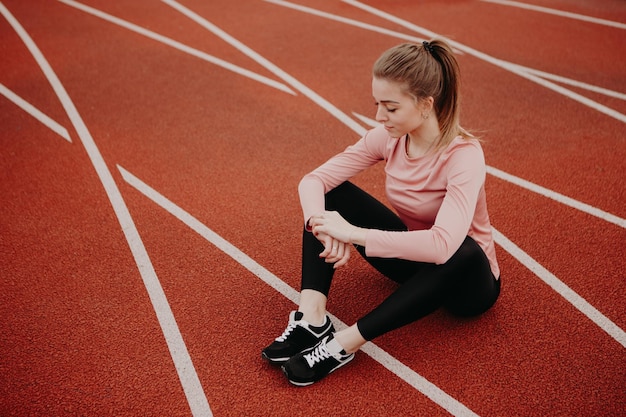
[315,231,351,269]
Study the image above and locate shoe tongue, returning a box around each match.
[294,311,304,321]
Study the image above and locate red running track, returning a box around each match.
[1,0,625,416]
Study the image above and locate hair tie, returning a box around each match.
[423,41,434,54]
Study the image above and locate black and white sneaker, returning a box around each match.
[261,311,335,365]
[281,335,355,386]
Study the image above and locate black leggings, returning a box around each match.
[301,182,500,341]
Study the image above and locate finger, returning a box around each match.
[309,215,324,228]
[324,240,340,263]
[332,241,349,263]
[333,246,351,268]
[335,242,345,260]
[326,239,344,263]
[309,218,320,229]
[334,257,348,268]
[319,236,333,258]
[311,223,326,238]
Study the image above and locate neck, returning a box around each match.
[406,121,440,157]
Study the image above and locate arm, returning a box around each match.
[298,127,386,226]
[366,142,485,263]
[299,127,387,267]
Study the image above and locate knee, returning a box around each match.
[324,181,355,210]
[454,236,482,260]
[446,275,501,317]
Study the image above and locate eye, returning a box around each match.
[374,102,397,113]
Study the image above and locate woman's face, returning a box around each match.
[372,77,425,139]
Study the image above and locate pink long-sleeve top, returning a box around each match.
[299,124,500,279]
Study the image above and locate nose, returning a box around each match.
[375,106,387,122]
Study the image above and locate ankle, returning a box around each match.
[298,289,328,326]
[333,325,366,354]
[298,309,326,327]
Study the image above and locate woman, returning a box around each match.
[262,40,501,386]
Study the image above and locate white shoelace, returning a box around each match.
[304,341,332,368]
[275,321,297,342]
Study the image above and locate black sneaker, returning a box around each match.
[281,335,355,386]
[261,311,335,364]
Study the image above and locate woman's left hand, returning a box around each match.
[309,211,356,243]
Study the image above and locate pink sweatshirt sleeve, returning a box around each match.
[298,130,385,224]
[365,142,486,264]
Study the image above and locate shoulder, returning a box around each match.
[439,137,486,180]
[443,136,485,163]
[364,124,394,143]
[359,124,399,156]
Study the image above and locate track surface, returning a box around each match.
[1,1,625,416]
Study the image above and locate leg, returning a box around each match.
[264,182,410,366]
[281,240,499,385]
[303,181,415,285]
[357,236,500,341]
[333,324,367,354]
[297,289,328,326]
[299,182,412,321]
[325,182,431,283]
[444,237,501,317]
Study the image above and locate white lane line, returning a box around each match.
[486,166,626,229]
[119,166,302,305]
[0,3,213,416]
[263,0,426,43]
[507,64,626,101]
[118,165,481,417]
[507,66,626,123]
[57,0,295,96]
[161,0,367,136]
[352,112,626,229]
[352,111,379,127]
[264,0,463,55]
[341,0,626,124]
[493,228,626,348]
[480,0,626,29]
[1,82,71,142]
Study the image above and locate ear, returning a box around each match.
[421,96,434,113]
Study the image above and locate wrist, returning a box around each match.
[349,226,367,246]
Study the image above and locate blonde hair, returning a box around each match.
[372,40,474,151]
